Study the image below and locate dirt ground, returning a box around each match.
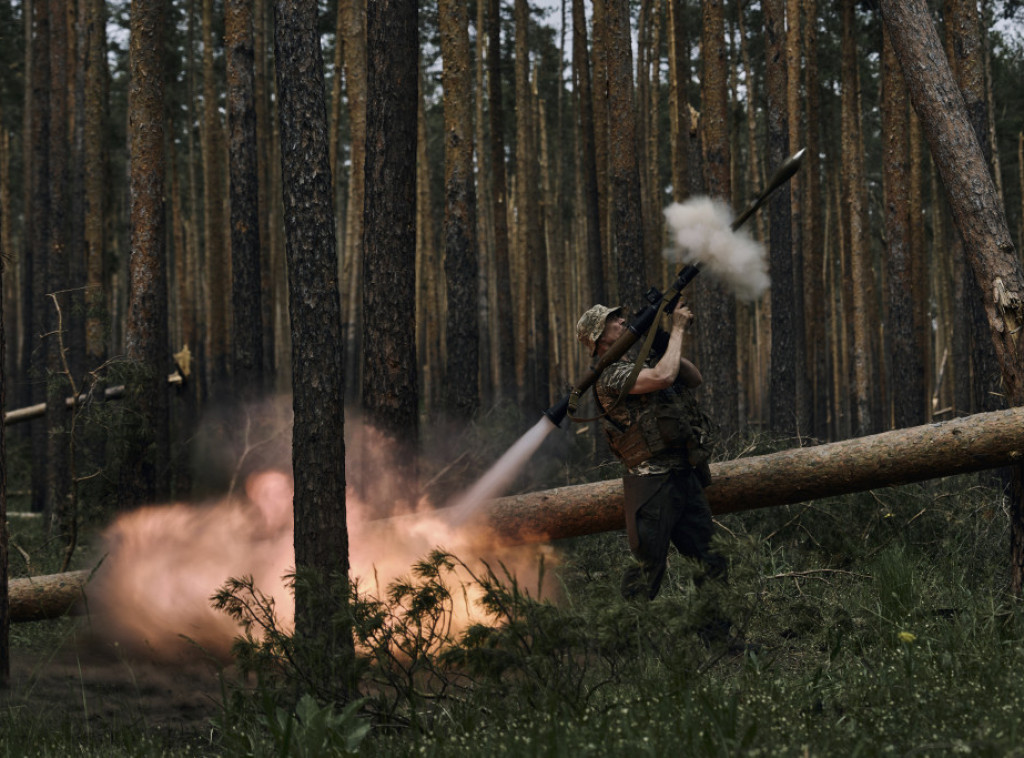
[3,630,233,744]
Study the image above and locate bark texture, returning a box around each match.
[440,0,479,421]
[572,0,605,305]
[842,0,872,437]
[202,0,229,392]
[765,0,796,437]
[882,27,924,428]
[274,0,348,627]
[487,0,515,401]
[45,0,71,536]
[226,0,264,397]
[697,0,738,438]
[605,0,646,309]
[120,0,170,509]
[362,0,419,499]
[481,406,1024,543]
[881,0,1024,592]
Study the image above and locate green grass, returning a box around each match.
[6,467,1024,756]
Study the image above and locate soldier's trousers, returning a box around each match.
[620,467,727,600]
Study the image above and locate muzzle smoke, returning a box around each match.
[663,197,769,301]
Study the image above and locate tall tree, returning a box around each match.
[273,0,349,676]
[697,0,738,438]
[572,0,605,305]
[764,0,795,438]
[591,0,613,299]
[45,0,72,540]
[841,0,872,437]
[481,0,509,403]
[119,0,170,509]
[802,0,827,439]
[513,0,548,410]
[605,0,646,308]
[83,0,107,376]
[0,183,8,687]
[667,0,691,207]
[362,0,418,504]
[439,0,479,421]
[202,0,229,393]
[948,0,1002,419]
[340,0,366,407]
[27,0,49,515]
[882,26,924,428]
[879,0,1024,592]
[487,0,515,402]
[786,0,810,435]
[226,0,264,397]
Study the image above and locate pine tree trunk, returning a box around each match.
[667,0,690,207]
[786,0,810,436]
[572,0,605,305]
[120,0,170,509]
[487,0,515,403]
[202,0,229,394]
[909,111,931,420]
[226,0,264,397]
[764,0,795,438]
[513,0,549,411]
[83,0,106,372]
[362,0,419,505]
[254,0,277,384]
[0,123,8,689]
[605,0,646,309]
[697,0,738,438]
[416,71,441,415]
[273,0,349,675]
[948,0,1003,419]
[46,0,72,542]
[474,0,492,409]
[341,0,366,407]
[841,0,872,437]
[882,28,924,429]
[440,0,480,422]
[880,0,1024,594]
[802,0,827,439]
[28,0,49,516]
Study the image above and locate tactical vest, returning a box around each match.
[596,366,711,472]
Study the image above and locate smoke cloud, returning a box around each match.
[84,410,558,662]
[663,197,769,301]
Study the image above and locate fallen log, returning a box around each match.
[8,570,90,622]
[8,406,1024,622]
[477,406,1024,542]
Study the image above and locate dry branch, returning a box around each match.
[3,372,184,425]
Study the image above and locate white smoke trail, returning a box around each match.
[663,197,769,301]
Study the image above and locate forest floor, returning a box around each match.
[4,627,229,747]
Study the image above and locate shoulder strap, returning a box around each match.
[567,298,669,424]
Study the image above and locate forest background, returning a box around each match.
[0,0,1024,709]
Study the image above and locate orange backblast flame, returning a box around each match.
[85,427,557,662]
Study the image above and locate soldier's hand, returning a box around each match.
[672,302,695,331]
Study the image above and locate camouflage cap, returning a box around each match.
[576,304,624,356]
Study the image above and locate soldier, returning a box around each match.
[576,300,727,600]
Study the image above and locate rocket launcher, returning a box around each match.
[544,148,805,427]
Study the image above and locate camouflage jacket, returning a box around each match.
[595,352,712,475]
